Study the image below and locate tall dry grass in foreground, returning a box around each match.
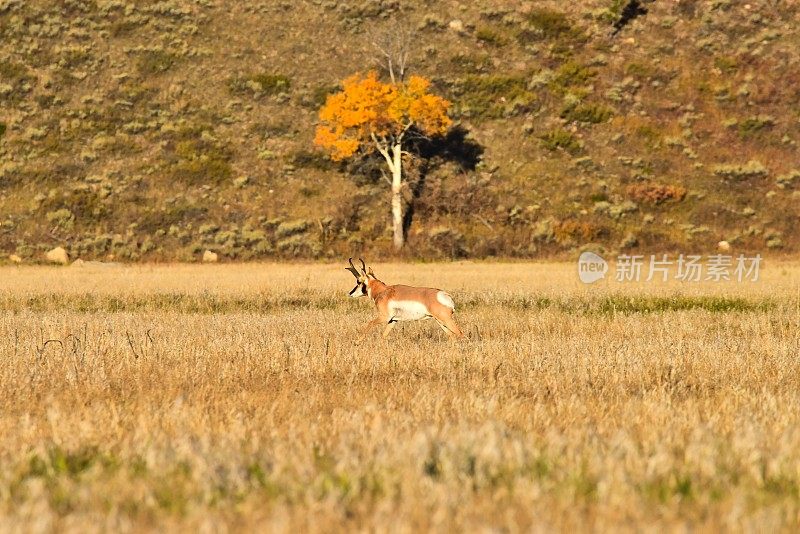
[1,261,799,532]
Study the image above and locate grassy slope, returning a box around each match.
[0,0,798,261]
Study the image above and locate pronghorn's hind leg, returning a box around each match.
[436,319,452,336]
[435,311,465,339]
[444,316,465,338]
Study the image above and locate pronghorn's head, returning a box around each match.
[345,257,374,298]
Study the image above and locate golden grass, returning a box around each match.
[1,261,800,532]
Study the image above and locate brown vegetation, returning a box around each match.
[626,182,687,204]
[1,262,799,530]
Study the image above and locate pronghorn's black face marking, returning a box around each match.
[348,281,368,298]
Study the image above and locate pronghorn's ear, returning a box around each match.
[345,257,361,279]
[368,267,375,278]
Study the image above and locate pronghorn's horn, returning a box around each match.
[345,257,361,278]
[359,258,367,274]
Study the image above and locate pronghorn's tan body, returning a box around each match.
[346,259,464,342]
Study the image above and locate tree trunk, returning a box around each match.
[391,143,404,250]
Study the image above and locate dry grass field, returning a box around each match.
[1,261,799,532]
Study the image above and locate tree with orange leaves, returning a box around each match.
[315,71,451,250]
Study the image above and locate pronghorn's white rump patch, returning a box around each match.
[436,291,455,310]
[388,300,431,321]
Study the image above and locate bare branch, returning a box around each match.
[379,168,392,186]
[395,121,415,144]
[369,23,415,84]
[405,128,431,143]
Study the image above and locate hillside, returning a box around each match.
[1,0,799,262]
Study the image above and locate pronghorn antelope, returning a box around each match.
[345,258,464,342]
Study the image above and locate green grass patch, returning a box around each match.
[110,18,144,36]
[561,102,614,124]
[460,294,775,316]
[449,75,536,119]
[445,53,494,74]
[0,60,36,102]
[586,295,774,316]
[170,156,232,184]
[229,72,291,97]
[539,129,581,153]
[518,8,585,43]
[21,446,117,482]
[600,0,628,22]
[303,83,340,109]
[635,124,661,146]
[250,120,294,139]
[162,125,233,185]
[550,61,596,93]
[476,26,508,46]
[0,292,776,317]
[137,201,207,233]
[291,149,334,171]
[0,60,30,80]
[625,61,655,78]
[738,115,774,139]
[137,50,177,75]
[39,188,109,225]
[0,293,350,315]
[714,56,738,74]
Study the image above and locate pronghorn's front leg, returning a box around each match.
[382,321,395,339]
[355,317,383,345]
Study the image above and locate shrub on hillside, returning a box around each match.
[713,161,768,180]
[39,188,109,225]
[446,53,494,74]
[0,60,35,102]
[300,83,340,109]
[229,72,291,97]
[554,219,603,244]
[600,0,629,21]
[776,171,800,189]
[276,234,321,257]
[291,150,334,171]
[46,208,74,229]
[337,1,401,21]
[714,56,738,73]
[426,226,468,259]
[162,126,233,185]
[275,220,310,239]
[475,26,508,46]
[449,75,536,119]
[136,50,176,75]
[517,8,585,44]
[626,182,687,204]
[139,202,207,235]
[737,115,774,138]
[412,170,493,220]
[539,129,581,153]
[624,61,655,78]
[550,61,595,93]
[170,145,232,184]
[561,102,614,124]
